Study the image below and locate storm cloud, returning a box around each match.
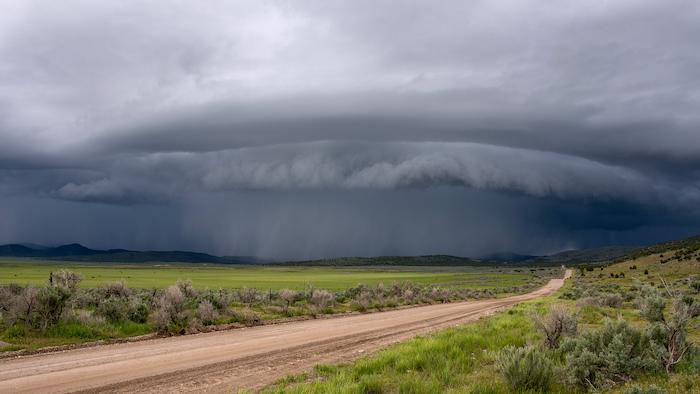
[1,0,699,258]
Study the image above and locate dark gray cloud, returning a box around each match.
[50,141,696,205]
[1,0,699,257]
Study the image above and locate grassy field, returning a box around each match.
[0,259,557,352]
[262,253,700,394]
[0,258,538,290]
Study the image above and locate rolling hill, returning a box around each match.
[2,235,699,266]
[0,243,257,264]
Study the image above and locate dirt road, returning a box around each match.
[0,271,570,393]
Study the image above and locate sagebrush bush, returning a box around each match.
[197,300,217,325]
[309,290,334,315]
[351,291,371,312]
[532,305,577,349]
[2,286,39,327]
[688,276,700,294]
[636,285,694,372]
[429,287,449,303]
[153,285,190,334]
[237,287,260,305]
[102,281,131,299]
[198,289,232,311]
[599,293,623,308]
[0,286,12,317]
[646,299,693,372]
[96,297,130,322]
[36,284,73,329]
[623,384,667,394]
[278,289,297,313]
[48,271,81,290]
[176,279,197,298]
[638,293,666,322]
[496,345,554,392]
[562,319,662,389]
[229,308,261,325]
[128,301,149,323]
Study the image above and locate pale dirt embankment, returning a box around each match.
[0,270,571,393]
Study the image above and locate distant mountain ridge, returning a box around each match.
[2,235,698,266]
[275,255,488,267]
[0,243,259,264]
[478,252,539,263]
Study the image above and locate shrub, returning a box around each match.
[532,305,577,349]
[429,287,449,303]
[688,301,700,319]
[48,271,81,290]
[351,291,372,312]
[646,299,693,372]
[370,284,386,310]
[3,287,39,327]
[197,300,218,325]
[36,285,73,330]
[0,286,11,314]
[576,297,599,307]
[153,285,189,334]
[102,281,131,298]
[185,318,203,334]
[401,288,415,303]
[278,289,297,313]
[230,309,261,325]
[309,289,334,315]
[199,289,232,311]
[237,288,260,305]
[689,276,700,294]
[96,297,130,322]
[638,294,666,322]
[128,301,149,323]
[176,279,197,299]
[624,385,667,394]
[33,271,82,330]
[562,319,662,389]
[496,345,554,392]
[599,293,623,308]
[636,284,694,372]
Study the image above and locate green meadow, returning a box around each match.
[0,258,536,291]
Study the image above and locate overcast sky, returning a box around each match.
[1,0,699,259]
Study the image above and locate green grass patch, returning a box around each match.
[0,258,537,290]
[263,299,570,394]
[1,321,151,351]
